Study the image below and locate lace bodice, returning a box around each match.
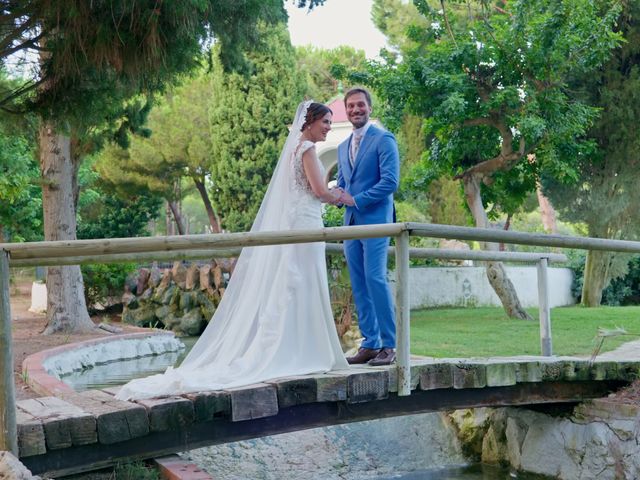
[291,140,324,198]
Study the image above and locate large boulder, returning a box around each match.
[0,451,42,479]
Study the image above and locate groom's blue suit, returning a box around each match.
[337,124,400,350]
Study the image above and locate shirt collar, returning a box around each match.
[353,121,372,138]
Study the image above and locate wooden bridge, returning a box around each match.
[6,222,640,477]
[16,356,635,478]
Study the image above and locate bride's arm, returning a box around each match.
[301,148,341,204]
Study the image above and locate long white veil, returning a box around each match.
[179,100,312,367]
[115,99,349,400]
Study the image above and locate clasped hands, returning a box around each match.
[329,187,355,207]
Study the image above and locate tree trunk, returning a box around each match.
[536,184,558,234]
[39,121,95,334]
[168,200,185,235]
[581,250,612,307]
[193,178,221,233]
[462,173,533,320]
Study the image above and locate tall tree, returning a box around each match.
[0,1,317,333]
[209,22,307,232]
[359,0,621,319]
[296,45,367,102]
[543,2,640,306]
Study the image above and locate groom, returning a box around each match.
[337,87,400,366]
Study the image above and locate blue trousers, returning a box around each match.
[344,236,396,349]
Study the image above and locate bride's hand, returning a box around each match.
[335,189,355,206]
[328,187,343,205]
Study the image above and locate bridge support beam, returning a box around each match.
[395,230,410,396]
[0,249,18,455]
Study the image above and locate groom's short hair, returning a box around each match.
[344,87,372,107]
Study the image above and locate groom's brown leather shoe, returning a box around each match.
[347,347,381,365]
[368,347,396,366]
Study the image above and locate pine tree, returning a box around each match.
[0,1,308,333]
[209,23,307,232]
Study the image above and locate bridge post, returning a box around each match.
[395,230,411,396]
[537,257,552,356]
[0,249,18,454]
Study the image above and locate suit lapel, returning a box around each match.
[339,141,352,180]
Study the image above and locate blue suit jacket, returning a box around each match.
[337,124,399,226]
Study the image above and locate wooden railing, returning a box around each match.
[4,221,640,455]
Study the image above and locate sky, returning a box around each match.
[285,0,388,59]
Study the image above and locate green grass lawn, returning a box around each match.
[409,306,640,358]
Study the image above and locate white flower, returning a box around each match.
[518,88,526,101]
[430,21,442,32]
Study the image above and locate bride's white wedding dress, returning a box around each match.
[116,102,348,401]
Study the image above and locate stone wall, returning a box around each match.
[450,401,640,479]
[405,266,575,309]
[121,261,230,336]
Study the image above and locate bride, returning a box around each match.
[116,101,353,400]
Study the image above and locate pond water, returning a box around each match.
[59,336,198,391]
[378,464,550,479]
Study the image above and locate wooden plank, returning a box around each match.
[419,363,454,390]
[485,363,517,387]
[616,362,640,381]
[537,258,553,356]
[540,362,563,381]
[267,377,317,409]
[5,224,406,260]
[16,409,46,458]
[395,230,411,396]
[311,373,347,402]
[183,391,230,423]
[590,361,619,381]
[0,250,17,455]
[17,397,96,449]
[226,384,278,422]
[346,370,389,404]
[387,363,425,393]
[515,361,542,383]
[135,397,194,433]
[60,391,149,444]
[452,363,486,389]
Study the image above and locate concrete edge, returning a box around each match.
[22,330,180,397]
[153,455,214,480]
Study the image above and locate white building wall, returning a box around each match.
[394,266,575,309]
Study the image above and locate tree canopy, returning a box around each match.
[542,1,640,306]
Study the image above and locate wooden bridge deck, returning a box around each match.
[17,356,637,478]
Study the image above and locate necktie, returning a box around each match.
[350,133,362,167]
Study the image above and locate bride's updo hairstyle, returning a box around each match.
[300,102,332,132]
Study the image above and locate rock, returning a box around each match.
[178,309,205,336]
[157,284,176,306]
[0,451,42,479]
[199,264,212,292]
[140,287,154,302]
[149,263,162,288]
[185,264,200,290]
[122,305,157,327]
[179,291,198,311]
[212,265,224,289]
[196,291,216,321]
[136,268,151,294]
[154,305,171,321]
[171,262,187,289]
[157,269,172,291]
[121,286,138,309]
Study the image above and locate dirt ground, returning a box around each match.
[9,279,143,401]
